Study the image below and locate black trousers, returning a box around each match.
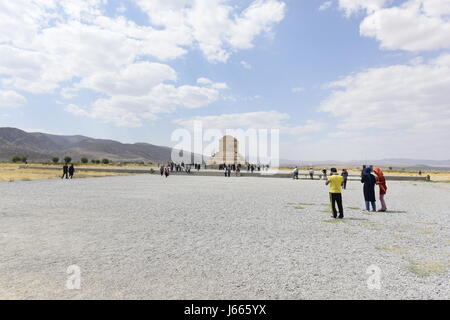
[61,172,68,179]
[330,193,344,218]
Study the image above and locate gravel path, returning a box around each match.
[0,175,449,299]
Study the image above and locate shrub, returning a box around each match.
[52,157,59,164]
[64,156,72,164]
[11,156,21,163]
[81,157,88,164]
[21,156,27,163]
[101,158,110,164]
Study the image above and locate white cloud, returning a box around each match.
[79,62,177,96]
[321,54,450,130]
[196,77,229,89]
[281,120,326,135]
[0,0,286,126]
[196,77,213,86]
[240,60,252,69]
[67,83,222,127]
[292,87,305,93]
[174,110,290,130]
[338,0,450,52]
[65,104,90,117]
[361,0,450,51]
[0,90,27,108]
[319,1,333,11]
[135,0,286,62]
[227,0,286,50]
[318,54,450,158]
[338,0,388,16]
[174,111,326,138]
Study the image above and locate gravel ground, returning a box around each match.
[0,175,449,300]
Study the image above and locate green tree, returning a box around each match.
[52,157,59,164]
[64,156,72,164]
[11,156,21,163]
[21,156,27,163]
[81,157,88,164]
[101,158,110,164]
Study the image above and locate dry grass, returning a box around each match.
[0,163,127,182]
[322,219,346,223]
[406,259,449,277]
[376,246,408,254]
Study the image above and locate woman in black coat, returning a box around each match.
[361,167,376,211]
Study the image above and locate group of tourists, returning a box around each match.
[219,163,270,176]
[165,162,187,173]
[218,163,269,173]
[61,163,75,179]
[294,167,349,189]
[159,162,203,178]
[223,164,241,177]
[247,164,270,172]
[324,165,388,219]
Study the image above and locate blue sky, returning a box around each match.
[1,0,449,160]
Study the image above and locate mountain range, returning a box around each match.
[0,127,185,163]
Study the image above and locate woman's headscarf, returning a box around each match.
[364,167,372,175]
[374,168,387,193]
[373,168,384,180]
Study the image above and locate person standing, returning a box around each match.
[361,165,366,177]
[374,168,388,212]
[61,163,69,179]
[341,169,349,190]
[309,168,314,180]
[293,167,299,180]
[322,168,327,180]
[326,168,344,219]
[361,167,376,211]
[160,165,164,176]
[224,165,231,177]
[164,166,170,178]
[68,164,75,179]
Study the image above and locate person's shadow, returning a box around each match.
[344,217,369,221]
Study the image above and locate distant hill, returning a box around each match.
[0,127,195,163]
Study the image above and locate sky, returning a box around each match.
[0,0,449,161]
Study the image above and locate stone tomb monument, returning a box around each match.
[207,135,246,165]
